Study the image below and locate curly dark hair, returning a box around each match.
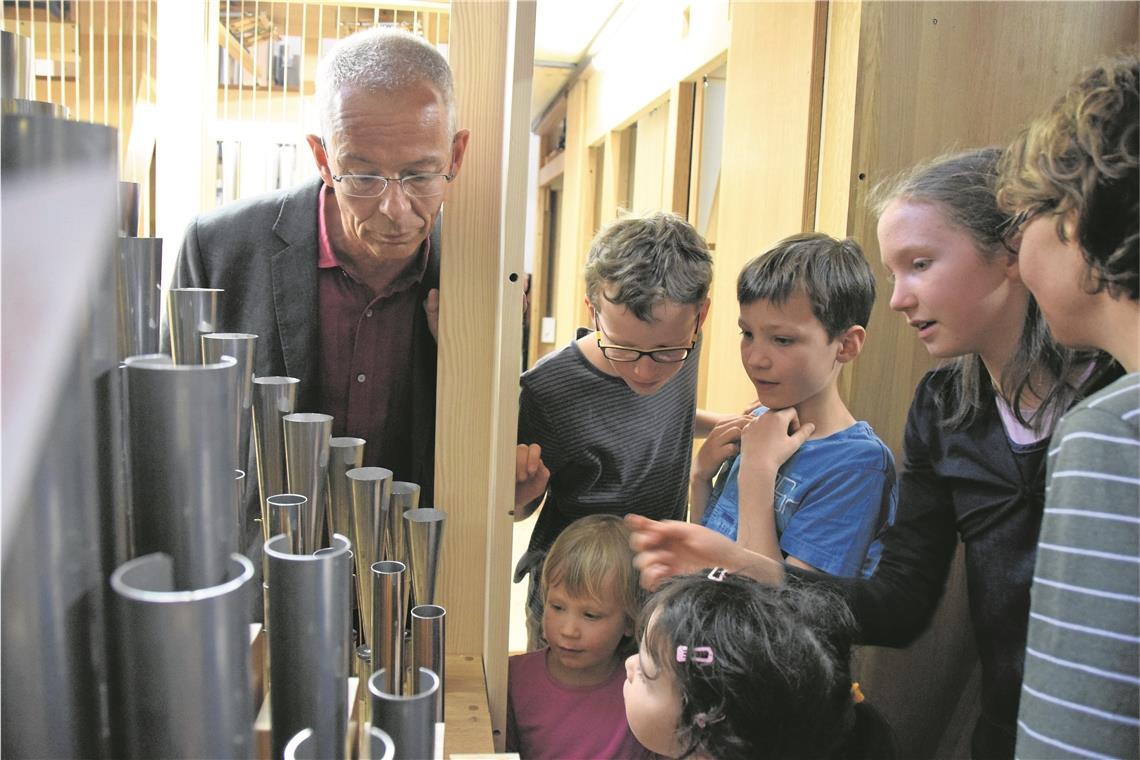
[998,53,1139,301]
[637,572,894,760]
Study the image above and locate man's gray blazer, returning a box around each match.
[172,178,440,556]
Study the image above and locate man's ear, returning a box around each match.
[448,129,471,178]
[835,325,866,364]
[305,134,335,188]
[696,298,711,330]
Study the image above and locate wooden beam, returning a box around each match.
[537,150,565,188]
[218,21,257,83]
[437,0,533,750]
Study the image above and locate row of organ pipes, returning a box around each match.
[1,29,448,760]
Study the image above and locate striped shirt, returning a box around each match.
[517,332,699,560]
[1016,373,1140,760]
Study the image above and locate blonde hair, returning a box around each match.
[541,515,643,628]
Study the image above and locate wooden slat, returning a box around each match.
[437,0,532,751]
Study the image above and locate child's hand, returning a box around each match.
[515,443,550,511]
[693,415,752,481]
[739,408,815,475]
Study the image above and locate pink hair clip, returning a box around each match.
[676,645,714,664]
[707,567,727,581]
[694,712,725,729]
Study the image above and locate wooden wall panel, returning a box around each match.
[833,0,1140,455]
[583,0,729,146]
[814,3,1139,756]
[551,80,594,347]
[704,1,828,414]
[438,4,532,747]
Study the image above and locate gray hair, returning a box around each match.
[315,27,457,139]
[584,211,713,321]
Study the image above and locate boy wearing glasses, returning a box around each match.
[694,234,896,578]
[513,211,713,648]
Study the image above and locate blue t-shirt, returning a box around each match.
[700,410,897,577]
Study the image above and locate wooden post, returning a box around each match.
[437,0,534,749]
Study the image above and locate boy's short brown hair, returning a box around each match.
[737,233,875,340]
[584,211,713,321]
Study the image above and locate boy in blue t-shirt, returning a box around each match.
[692,234,896,577]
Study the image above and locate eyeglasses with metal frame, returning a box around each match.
[593,314,699,363]
[330,172,454,199]
[1000,202,1056,253]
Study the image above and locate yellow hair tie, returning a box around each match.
[851,682,865,704]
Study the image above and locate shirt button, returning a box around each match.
[365,309,373,318]
[356,373,366,383]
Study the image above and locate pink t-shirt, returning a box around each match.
[505,648,655,760]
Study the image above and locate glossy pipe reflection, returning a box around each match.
[267,493,306,555]
[283,413,333,553]
[124,353,238,589]
[252,377,299,543]
[116,236,162,358]
[266,533,352,760]
[410,605,446,722]
[166,287,221,365]
[202,332,258,476]
[109,552,254,759]
[328,438,366,562]
[403,508,446,606]
[350,466,392,646]
[369,667,439,760]
[370,561,406,697]
[386,482,420,565]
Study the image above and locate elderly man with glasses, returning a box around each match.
[171,28,469,567]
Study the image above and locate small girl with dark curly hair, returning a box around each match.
[623,570,894,760]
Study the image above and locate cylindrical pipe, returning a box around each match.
[233,469,246,546]
[266,533,352,760]
[119,181,140,237]
[355,645,372,729]
[350,466,393,646]
[2,112,118,759]
[252,376,299,544]
[369,667,439,760]
[410,604,446,722]
[403,508,446,607]
[266,494,306,555]
[328,437,366,563]
[370,561,406,697]
[116,236,162,359]
[202,332,258,477]
[109,552,255,759]
[124,353,238,589]
[385,482,421,565]
[166,287,222,365]
[0,98,69,118]
[283,413,333,553]
[1,30,33,100]
[362,725,396,760]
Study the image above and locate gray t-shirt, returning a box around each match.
[516,331,700,565]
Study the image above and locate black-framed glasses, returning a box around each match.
[594,315,699,363]
[331,172,454,199]
[1000,202,1055,252]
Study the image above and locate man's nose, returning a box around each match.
[376,180,413,216]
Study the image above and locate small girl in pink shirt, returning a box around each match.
[506,514,652,759]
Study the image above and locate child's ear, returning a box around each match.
[835,325,866,364]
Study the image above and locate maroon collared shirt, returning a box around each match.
[316,185,426,480]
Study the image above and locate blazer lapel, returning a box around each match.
[270,179,322,404]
